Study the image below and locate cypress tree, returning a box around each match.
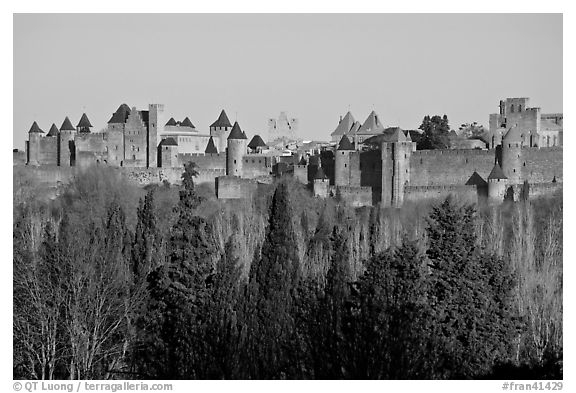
[244,181,301,378]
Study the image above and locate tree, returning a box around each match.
[132,189,161,281]
[417,115,451,150]
[425,197,518,378]
[459,122,487,139]
[242,181,301,378]
[138,161,216,379]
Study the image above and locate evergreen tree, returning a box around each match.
[243,181,301,378]
[132,189,161,281]
[314,226,350,378]
[139,161,216,379]
[425,197,518,378]
[417,114,451,150]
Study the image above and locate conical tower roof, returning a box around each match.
[108,103,131,124]
[248,135,267,149]
[77,113,93,128]
[60,116,75,131]
[337,135,354,150]
[331,111,356,137]
[488,163,507,180]
[314,166,328,180]
[181,117,195,128]
[210,110,232,128]
[47,123,59,137]
[28,121,44,133]
[387,127,408,142]
[165,117,177,126]
[298,156,307,165]
[228,121,247,140]
[358,110,384,134]
[205,136,218,154]
[465,171,488,187]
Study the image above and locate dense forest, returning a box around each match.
[13,164,562,379]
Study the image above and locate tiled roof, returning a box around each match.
[298,157,307,165]
[331,111,355,136]
[107,104,131,124]
[488,163,507,180]
[248,135,267,149]
[165,117,177,126]
[159,137,178,146]
[465,171,488,187]
[314,166,328,180]
[181,117,195,128]
[358,110,384,134]
[205,136,218,154]
[77,113,93,128]
[28,121,44,133]
[228,121,247,140]
[60,116,75,131]
[337,135,355,150]
[347,121,361,136]
[47,123,59,137]
[210,110,232,128]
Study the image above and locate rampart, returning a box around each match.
[410,149,495,186]
[330,185,373,207]
[520,147,563,183]
[404,184,478,204]
[216,176,258,199]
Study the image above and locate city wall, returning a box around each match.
[216,176,258,199]
[331,185,373,207]
[404,184,478,204]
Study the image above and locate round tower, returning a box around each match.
[58,116,76,166]
[227,121,247,177]
[27,121,43,165]
[487,163,508,202]
[313,165,329,198]
[335,135,354,186]
[501,124,522,184]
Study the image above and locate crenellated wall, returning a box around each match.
[331,185,372,207]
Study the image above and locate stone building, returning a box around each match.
[267,111,298,142]
[487,97,562,149]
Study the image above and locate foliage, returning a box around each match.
[417,115,451,150]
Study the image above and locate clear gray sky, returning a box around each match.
[13,14,562,149]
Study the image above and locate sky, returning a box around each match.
[13,13,562,149]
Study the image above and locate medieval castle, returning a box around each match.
[16,97,562,207]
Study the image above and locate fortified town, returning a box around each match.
[14,97,562,207]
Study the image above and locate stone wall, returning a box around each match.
[404,184,478,204]
[521,147,563,183]
[242,155,273,178]
[179,152,226,171]
[13,149,26,166]
[410,149,495,186]
[216,176,258,199]
[38,137,59,166]
[331,185,373,207]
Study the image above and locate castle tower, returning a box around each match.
[294,156,308,184]
[158,137,179,168]
[381,128,412,207]
[26,121,44,165]
[58,116,76,166]
[226,121,247,177]
[501,125,522,184]
[210,110,233,153]
[76,113,93,133]
[313,165,329,198]
[148,104,165,168]
[335,135,354,186]
[487,163,508,202]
